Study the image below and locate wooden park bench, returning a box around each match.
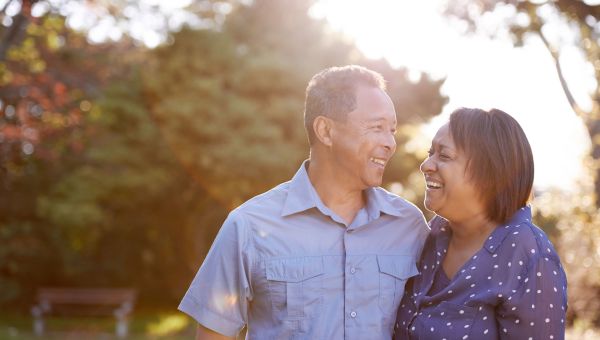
[31,287,137,338]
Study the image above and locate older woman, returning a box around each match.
[394,108,567,339]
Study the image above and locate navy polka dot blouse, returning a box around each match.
[394,206,567,340]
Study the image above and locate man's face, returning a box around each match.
[329,85,397,190]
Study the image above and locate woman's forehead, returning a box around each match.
[432,123,456,150]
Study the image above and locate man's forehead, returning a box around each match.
[363,117,397,123]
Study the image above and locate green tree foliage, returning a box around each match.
[2,0,447,307]
[0,13,122,305]
[37,74,229,303]
[145,0,447,207]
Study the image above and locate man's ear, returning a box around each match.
[313,116,335,147]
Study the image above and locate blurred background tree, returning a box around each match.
[445,0,599,203]
[0,0,446,310]
[444,0,600,326]
[2,0,598,336]
[0,1,131,304]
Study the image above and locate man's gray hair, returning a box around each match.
[304,65,387,145]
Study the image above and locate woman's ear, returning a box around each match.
[313,116,335,147]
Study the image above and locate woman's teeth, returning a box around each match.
[426,181,442,189]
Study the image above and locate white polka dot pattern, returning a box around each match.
[394,206,567,340]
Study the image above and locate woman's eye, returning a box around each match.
[439,153,450,160]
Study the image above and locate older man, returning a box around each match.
[179,65,429,340]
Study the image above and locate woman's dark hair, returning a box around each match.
[449,107,534,224]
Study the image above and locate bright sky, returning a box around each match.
[311,0,593,192]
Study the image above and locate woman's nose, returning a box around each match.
[420,156,434,173]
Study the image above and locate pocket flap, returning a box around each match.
[377,255,419,279]
[266,257,324,282]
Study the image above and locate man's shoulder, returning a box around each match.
[233,180,292,216]
[372,186,424,217]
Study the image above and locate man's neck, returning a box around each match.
[306,158,365,225]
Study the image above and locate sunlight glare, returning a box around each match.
[311,0,451,76]
[313,0,592,191]
[147,314,190,336]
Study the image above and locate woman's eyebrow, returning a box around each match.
[431,141,455,152]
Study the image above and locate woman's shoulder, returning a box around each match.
[496,218,561,265]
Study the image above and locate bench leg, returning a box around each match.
[31,306,45,336]
[33,318,44,336]
[116,318,128,338]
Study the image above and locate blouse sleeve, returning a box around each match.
[496,254,567,340]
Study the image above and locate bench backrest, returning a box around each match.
[37,288,137,306]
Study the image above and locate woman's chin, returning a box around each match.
[423,198,437,213]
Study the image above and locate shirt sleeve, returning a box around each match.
[178,210,252,337]
[496,254,567,340]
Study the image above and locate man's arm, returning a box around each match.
[196,324,236,340]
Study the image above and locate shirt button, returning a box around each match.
[350,267,356,274]
[350,311,357,318]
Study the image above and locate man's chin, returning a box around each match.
[362,180,383,190]
[365,177,383,188]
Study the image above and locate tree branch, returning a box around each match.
[0,0,15,16]
[536,28,588,120]
[0,0,31,62]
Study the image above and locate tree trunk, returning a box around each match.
[0,0,36,61]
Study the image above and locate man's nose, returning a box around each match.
[383,131,396,151]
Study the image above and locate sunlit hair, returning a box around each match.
[304,65,386,145]
[449,107,534,224]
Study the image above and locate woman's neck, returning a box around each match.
[448,214,497,250]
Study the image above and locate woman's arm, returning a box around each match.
[496,255,567,339]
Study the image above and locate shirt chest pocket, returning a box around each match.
[266,256,325,319]
[377,255,419,314]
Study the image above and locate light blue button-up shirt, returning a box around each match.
[179,161,429,339]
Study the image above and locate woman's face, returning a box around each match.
[420,123,487,223]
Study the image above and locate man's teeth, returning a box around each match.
[370,158,386,166]
[426,181,442,189]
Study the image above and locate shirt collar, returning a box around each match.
[433,205,533,254]
[364,186,402,218]
[280,160,319,217]
[281,160,402,218]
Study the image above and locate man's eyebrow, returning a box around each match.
[364,118,393,123]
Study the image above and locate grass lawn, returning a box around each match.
[1,309,598,339]
[0,308,196,340]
